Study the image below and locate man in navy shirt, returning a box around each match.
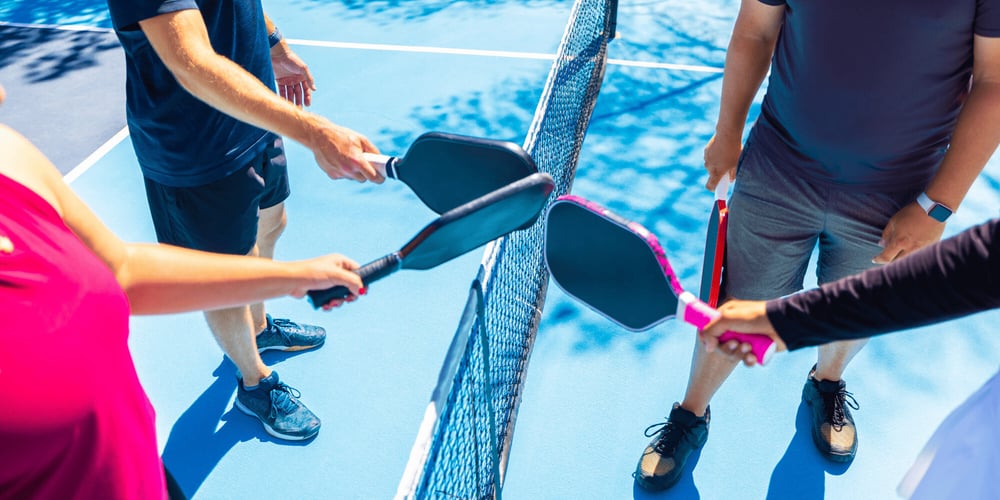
[635,0,1000,491]
[105,0,385,441]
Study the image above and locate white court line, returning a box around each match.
[64,127,130,183]
[0,22,724,73]
[3,21,719,182]
[289,38,724,73]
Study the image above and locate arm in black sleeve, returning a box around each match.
[767,218,1000,351]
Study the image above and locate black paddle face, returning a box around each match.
[544,199,679,331]
[400,172,554,270]
[397,132,538,215]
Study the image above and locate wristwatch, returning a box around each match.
[916,192,953,222]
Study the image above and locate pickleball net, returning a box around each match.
[395,0,618,498]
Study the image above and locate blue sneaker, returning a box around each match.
[256,314,326,353]
[235,371,321,440]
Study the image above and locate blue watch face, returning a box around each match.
[928,203,952,222]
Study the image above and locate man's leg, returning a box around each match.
[141,143,321,440]
[635,144,823,491]
[800,185,913,461]
[248,141,327,354]
[249,202,287,333]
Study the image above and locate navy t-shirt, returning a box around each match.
[751,0,1000,191]
[107,0,276,187]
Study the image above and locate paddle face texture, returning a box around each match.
[396,132,538,214]
[400,172,554,270]
[545,198,679,331]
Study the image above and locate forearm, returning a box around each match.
[118,243,304,315]
[175,54,319,143]
[140,10,320,149]
[923,79,1000,210]
[769,219,1000,349]
[714,18,778,141]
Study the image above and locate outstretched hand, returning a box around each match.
[699,300,787,367]
[306,118,385,183]
[289,253,365,310]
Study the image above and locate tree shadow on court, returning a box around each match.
[160,355,317,498]
[0,0,110,27]
[285,0,563,19]
[765,402,853,500]
[0,25,120,82]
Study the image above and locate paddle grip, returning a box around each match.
[363,152,394,178]
[307,253,402,308]
[676,291,776,364]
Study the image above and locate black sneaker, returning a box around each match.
[256,314,326,353]
[802,367,859,462]
[634,403,710,491]
[235,371,321,441]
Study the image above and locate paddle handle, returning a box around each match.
[307,252,402,308]
[363,152,398,179]
[676,291,776,364]
[714,175,731,201]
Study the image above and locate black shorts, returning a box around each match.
[143,137,291,255]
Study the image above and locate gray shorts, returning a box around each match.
[721,142,921,300]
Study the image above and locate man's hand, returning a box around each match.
[703,133,741,191]
[304,116,385,183]
[873,202,946,264]
[271,45,315,107]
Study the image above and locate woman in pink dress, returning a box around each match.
[0,83,363,500]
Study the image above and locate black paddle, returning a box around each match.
[308,172,555,308]
[367,131,537,215]
[544,194,775,364]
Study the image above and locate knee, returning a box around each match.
[258,208,287,247]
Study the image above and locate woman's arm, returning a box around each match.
[0,124,363,315]
[700,219,1000,365]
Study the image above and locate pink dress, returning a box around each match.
[0,173,166,499]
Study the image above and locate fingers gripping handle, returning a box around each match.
[676,291,776,364]
[307,253,403,309]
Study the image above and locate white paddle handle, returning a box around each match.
[676,291,776,364]
[363,152,392,177]
[714,175,731,202]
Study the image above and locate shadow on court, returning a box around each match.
[160,354,317,498]
[631,448,705,499]
[0,0,110,27]
[765,402,852,500]
[629,401,852,499]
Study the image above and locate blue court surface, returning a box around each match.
[2,1,1000,499]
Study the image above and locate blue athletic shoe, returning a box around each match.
[256,314,326,353]
[235,371,321,441]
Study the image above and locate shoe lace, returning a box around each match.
[267,318,296,341]
[268,383,303,418]
[824,387,859,431]
[644,420,685,456]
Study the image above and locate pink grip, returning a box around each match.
[682,298,776,365]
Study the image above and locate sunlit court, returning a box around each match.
[2,0,999,498]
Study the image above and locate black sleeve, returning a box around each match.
[768,218,1000,350]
